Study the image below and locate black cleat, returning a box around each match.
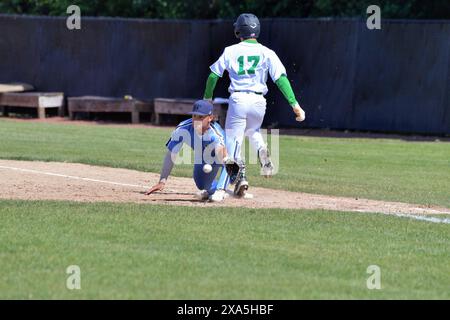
[234,174,249,197]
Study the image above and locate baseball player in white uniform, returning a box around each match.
[203,13,306,200]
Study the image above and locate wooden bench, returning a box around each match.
[67,96,154,124]
[0,92,64,118]
[154,98,228,127]
[0,83,34,93]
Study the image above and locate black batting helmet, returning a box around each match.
[233,13,260,39]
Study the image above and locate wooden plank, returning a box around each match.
[68,96,152,113]
[68,99,135,112]
[0,83,34,93]
[0,93,38,107]
[69,97,126,112]
[134,100,154,113]
[154,101,193,115]
[0,92,64,108]
[154,98,228,126]
[154,98,196,105]
[39,95,64,108]
[67,96,154,124]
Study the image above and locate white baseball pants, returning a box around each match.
[225,91,267,162]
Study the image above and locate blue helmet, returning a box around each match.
[234,13,260,39]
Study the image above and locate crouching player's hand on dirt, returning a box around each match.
[145,180,165,195]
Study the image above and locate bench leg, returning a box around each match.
[1,106,9,117]
[149,112,156,124]
[131,111,139,124]
[69,111,75,120]
[38,107,46,119]
[154,113,160,125]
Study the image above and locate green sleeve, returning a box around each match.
[275,75,298,106]
[203,72,220,100]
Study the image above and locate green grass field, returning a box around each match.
[1,119,449,207]
[0,119,449,299]
[0,200,449,299]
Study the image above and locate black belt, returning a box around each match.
[233,90,263,95]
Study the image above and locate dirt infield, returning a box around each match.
[1,159,449,215]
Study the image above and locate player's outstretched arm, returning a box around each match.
[145,150,176,195]
[275,75,306,122]
[203,72,220,101]
[215,145,228,164]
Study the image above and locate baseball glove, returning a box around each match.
[224,158,242,185]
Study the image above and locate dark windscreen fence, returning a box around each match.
[446,72,450,132]
[352,21,450,134]
[264,19,360,130]
[0,15,449,135]
[207,19,236,98]
[0,15,207,99]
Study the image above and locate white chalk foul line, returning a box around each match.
[382,212,450,224]
[354,209,450,224]
[1,164,450,224]
[0,165,148,189]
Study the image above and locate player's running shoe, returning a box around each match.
[234,173,249,197]
[258,147,274,177]
[209,189,228,202]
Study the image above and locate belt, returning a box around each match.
[233,90,263,95]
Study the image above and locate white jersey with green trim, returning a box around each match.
[210,41,286,95]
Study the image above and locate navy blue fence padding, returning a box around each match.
[352,21,450,134]
[0,15,449,134]
[264,19,360,130]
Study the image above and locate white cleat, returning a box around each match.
[261,162,274,177]
[195,190,209,201]
[258,147,274,177]
[209,189,228,202]
[243,192,254,199]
